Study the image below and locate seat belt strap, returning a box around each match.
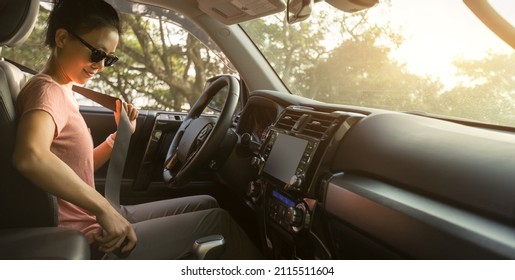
[72,85,118,111]
[1,57,36,75]
[72,85,130,210]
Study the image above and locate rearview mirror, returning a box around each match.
[287,0,314,24]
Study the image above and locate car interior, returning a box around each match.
[1,0,515,260]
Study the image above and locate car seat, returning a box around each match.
[0,0,90,259]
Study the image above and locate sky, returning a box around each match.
[376,0,514,88]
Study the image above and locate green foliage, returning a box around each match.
[242,7,444,113]
[1,6,50,71]
[2,5,233,112]
[242,3,514,127]
[92,13,235,111]
[438,53,515,126]
[3,2,514,127]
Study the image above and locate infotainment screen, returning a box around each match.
[263,133,308,184]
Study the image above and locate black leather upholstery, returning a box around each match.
[0,62,59,228]
[0,0,58,228]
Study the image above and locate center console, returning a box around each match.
[259,130,317,234]
[247,106,363,259]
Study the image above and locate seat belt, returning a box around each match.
[3,57,130,209]
[72,85,131,210]
[72,88,134,259]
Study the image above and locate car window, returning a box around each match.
[240,0,515,127]
[1,2,236,114]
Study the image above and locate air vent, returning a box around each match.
[303,115,335,139]
[275,108,341,139]
[275,110,303,130]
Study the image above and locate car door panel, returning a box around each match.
[80,106,199,204]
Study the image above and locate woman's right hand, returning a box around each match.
[94,205,137,254]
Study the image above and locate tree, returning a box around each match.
[311,25,444,112]
[2,4,234,112]
[242,3,443,113]
[439,52,515,126]
[241,10,329,96]
[4,2,513,128]
[93,11,235,111]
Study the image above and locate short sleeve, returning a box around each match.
[17,75,71,138]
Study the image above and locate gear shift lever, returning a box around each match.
[193,234,226,260]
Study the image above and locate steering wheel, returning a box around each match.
[163,75,240,187]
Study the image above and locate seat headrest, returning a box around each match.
[0,0,40,47]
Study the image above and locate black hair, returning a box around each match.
[45,0,121,48]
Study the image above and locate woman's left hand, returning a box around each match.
[114,99,138,133]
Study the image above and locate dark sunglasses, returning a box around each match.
[68,30,119,67]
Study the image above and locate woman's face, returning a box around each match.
[56,27,119,85]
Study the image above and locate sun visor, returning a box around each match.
[325,0,378,13]
[198,0,286,25]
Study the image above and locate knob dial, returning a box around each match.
[286,205,304,228]
[246,180,262,203]
[285,174,303,190]
[291,174,303,187]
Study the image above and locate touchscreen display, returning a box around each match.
[263,133,308,183]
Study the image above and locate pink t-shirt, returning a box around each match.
[17,74,102,243]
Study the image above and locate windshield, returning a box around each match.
[240,0,515,127]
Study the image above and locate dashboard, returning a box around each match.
[235,92,366,259]
[229,90,515,260]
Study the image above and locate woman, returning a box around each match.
[13,0,261,259]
